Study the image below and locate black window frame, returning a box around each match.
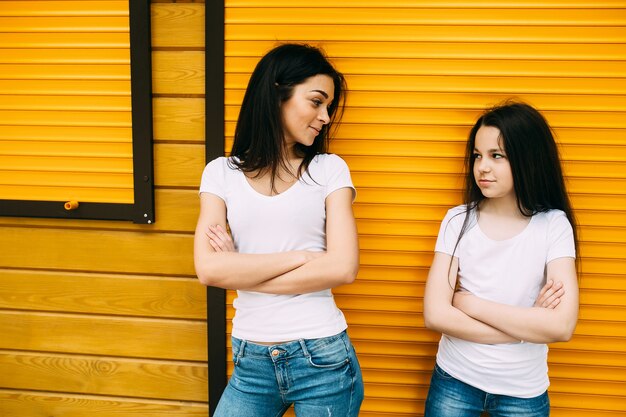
[0,0,154,224]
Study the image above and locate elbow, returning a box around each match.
[339,261,359,285]
[194,260,227,288]
[553,323,577,343]
[423,308,441,332]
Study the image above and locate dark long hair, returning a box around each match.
[230,43,346,189]
[453,101,578,262]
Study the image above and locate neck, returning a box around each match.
[479,195,524,218]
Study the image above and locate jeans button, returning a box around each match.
[271,349,279,357]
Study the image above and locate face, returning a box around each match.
[280,74,335,149]
[473,125,515,202]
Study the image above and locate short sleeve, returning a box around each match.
[546,210,576,262]
[199,157,227,200]
[324,154,356,201]
[434,206,469,256]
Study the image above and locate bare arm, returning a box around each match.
[453,257,578,343]
[423,251,519,344]
[242,187,359,294]
[193,193,319,289]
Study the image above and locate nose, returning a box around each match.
[476,157,491,172]
[318,107,330,125]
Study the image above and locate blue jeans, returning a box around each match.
[425,363,550,417]
[214,331,364,417]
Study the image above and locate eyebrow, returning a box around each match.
[474,147,505,153]
[310,89,329,99]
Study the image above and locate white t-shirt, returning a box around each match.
[199,153,355,342]
[434,205,576,398]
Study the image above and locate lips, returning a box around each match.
[309,126,321,134]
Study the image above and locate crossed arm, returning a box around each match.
[423,252,578,344]
[193,188,359,294]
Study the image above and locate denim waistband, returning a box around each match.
[233,330,349,361]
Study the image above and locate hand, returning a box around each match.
[206,225,236,252]
[534,280,564,309]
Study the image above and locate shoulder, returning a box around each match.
[443,204,472,224]
[534,209,570,226]
[311,153,349,169]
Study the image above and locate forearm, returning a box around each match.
[424,304,519,344]
[458,296,577,343]
[243,252,358,295]
[194,250,310,290]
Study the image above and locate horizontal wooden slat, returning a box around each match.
[154,143,205,187]
[227,7,626,25]
[152,51,204,95]
[151,3,204,48]
[226,0,626,8]
[0,184,132,203]
[0,351,207,401]
[0,390,208,417]
[226,106,626,129]
[0,170,132,188]
[225,40,626,60]
[0,1,128,16]
[228,57,626,77]
[0,48,129,64]
[0,32,129,47]
[0,17,128,32]
[0,95,131,111]
[0,125,131,142]
[225,25,626,43]
[0,227,195,276]
[0,311,206,360]
[0,269,205,319]
[227,90,626,112]
[226,73,626,95]
[0,79,130,95]
[0,110,130,127]
[0,63,129,80]
[153,98,205,141]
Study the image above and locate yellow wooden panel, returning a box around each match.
[228,57,626,77]
[0,125,131,142]
[0,351,207,401]
[227,73,626,94]
[0,79,131,95]
[0,32,129,47]
[0,311,206,360]
[0,1,128,16]
[0,184,133,203]
[0,109,131,126]
[154,143,205,187]
[152,51,205,95]
[0,391,208,417]
[226,0,625,7]
[0,17,128,32]
[227,7,626,25]
[0,170,132,188]
[0,140,131,156]
[0,227,195,276]
[0,63,130,79]
[0,269,205,319]
[0,95,131,111]
[226,90,626,112]
[0,155,132,173]
[225,24,626,43]
[151,3,205,48]
[226,40,626,60]
[0,48,129,64]
[153,97,205,141]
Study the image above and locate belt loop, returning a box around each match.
[298,339,309,357]
[238,339,247,359]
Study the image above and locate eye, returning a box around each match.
[311,99,322,107]
[472,153,482,160]
[492,153,505,159]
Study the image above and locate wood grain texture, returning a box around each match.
[0,351,207,401]
[0,311,206,360]
[0,269,205,319]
